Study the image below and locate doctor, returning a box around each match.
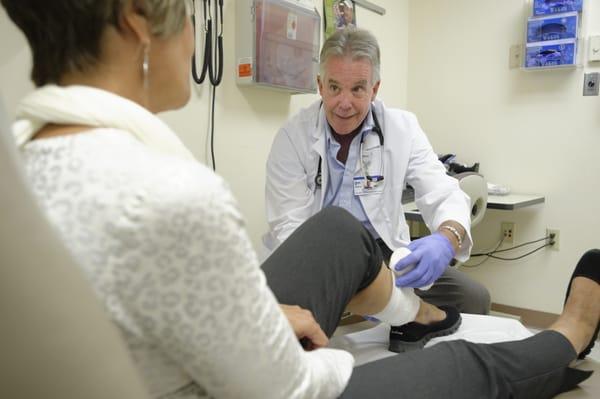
[265,27,490,314]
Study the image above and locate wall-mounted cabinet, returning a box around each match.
[236,0,321,94]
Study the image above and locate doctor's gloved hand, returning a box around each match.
[393,233,455,288]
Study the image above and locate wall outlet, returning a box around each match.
[583,72,599,96]
[547,228,560,251]
[501,222,515,244]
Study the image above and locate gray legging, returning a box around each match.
[262,207,590,399]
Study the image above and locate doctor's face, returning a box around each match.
[318,56,380,135]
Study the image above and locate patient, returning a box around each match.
[3,1,598,398]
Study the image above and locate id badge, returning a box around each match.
[362,146,382,177]
[359,145,383,196]
[354,176,383,196]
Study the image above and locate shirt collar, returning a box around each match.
[324,104,375,146]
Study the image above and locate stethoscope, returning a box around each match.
[190,0,223,171]
[191,0,224,86]
[315,108,384,188]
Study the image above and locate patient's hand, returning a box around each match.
[280,304,328,350]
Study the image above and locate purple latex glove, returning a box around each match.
[394,233,455,288]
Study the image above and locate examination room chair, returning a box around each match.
[0,100,150,399]
[455,171,487,228]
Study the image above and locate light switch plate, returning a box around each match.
[583,73,599,96]
[509,44,523,69]
[590,36,600,62]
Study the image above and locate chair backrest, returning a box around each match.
[454,172,488,227]
[0,98,149,398]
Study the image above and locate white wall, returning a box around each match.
[0,0,409,250]
[407,0,600,313]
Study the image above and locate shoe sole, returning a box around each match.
[388,315,462,353]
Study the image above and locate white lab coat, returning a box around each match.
[264,99,473,261]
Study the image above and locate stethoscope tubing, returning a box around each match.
[191,0,224,86]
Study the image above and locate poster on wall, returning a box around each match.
[324,0,357,39]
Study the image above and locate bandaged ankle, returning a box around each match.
[369,269,420,326]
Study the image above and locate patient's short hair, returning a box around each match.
[1,0,188,86]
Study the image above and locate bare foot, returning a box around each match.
[413,301,447,324]
[550,276,600,355]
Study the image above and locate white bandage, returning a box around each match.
[390,247,433,290]
[369,269,420,326]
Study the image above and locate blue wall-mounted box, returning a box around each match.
[533,0,583,16]
[527,12,578,42]
[525,39,577,68]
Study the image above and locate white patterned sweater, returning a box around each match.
[21,129,354,399]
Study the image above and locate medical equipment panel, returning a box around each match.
[525,39,577,68]
[533,0,583,16]
[236,0,321,94]
[527,12,578,43]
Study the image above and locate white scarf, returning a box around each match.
[13,85,195,160]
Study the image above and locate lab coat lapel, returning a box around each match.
[358,101,391,244]
[312,106,328,209]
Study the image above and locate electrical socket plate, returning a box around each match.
[583,73,599,96]
[501,222,515,244]
[547,228,560,251]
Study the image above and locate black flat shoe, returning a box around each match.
[564,249,600,360]
[388,306,461,353]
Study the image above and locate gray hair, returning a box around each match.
[1,0,188,86]
[144,0,189,37]
[319,27,381,83]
